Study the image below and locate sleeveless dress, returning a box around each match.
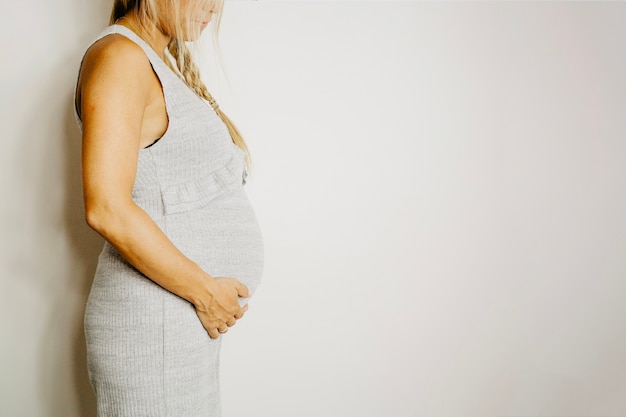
[75,25,264,417]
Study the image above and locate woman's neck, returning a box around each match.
[116,11,171,60]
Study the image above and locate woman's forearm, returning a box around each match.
[86,200,214,309]
[85,197,249,339]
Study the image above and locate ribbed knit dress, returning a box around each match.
[75,25,264,417]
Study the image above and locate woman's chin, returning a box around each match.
[182,22,209,41]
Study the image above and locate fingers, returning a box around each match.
[207,326,220,339]
[206,320,229,339]
[216,277,250,298]
[202,314,241,339]
[234,304,248,320]
[236,282,250,298]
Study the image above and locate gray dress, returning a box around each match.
[76,25,264,417]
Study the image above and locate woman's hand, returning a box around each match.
[195,278,250,339]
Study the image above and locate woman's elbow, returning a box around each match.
[85,205,106,234]
[84,201,125,236]
[84,195,135,236]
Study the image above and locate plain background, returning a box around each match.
[1,1,625,416]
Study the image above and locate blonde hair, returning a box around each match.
[110,0,250,166]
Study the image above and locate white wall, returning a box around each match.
[1,1,110,416]
[1,1,625,416]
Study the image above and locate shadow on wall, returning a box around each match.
[65,92,102,416]
[30,65,102,417]
[31,1,111,416]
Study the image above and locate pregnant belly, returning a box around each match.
[164,189,264,296]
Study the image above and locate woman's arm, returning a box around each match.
[78,36,247,339]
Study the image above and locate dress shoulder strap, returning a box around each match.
[93,25,175,78]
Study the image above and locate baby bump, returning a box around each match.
[164,189,264,296]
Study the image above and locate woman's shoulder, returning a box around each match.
[82,33,150,74]
[76,32,156,119]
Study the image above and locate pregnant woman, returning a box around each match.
[74,0,263,415]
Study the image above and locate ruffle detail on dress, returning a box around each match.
[160,147,246,215]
